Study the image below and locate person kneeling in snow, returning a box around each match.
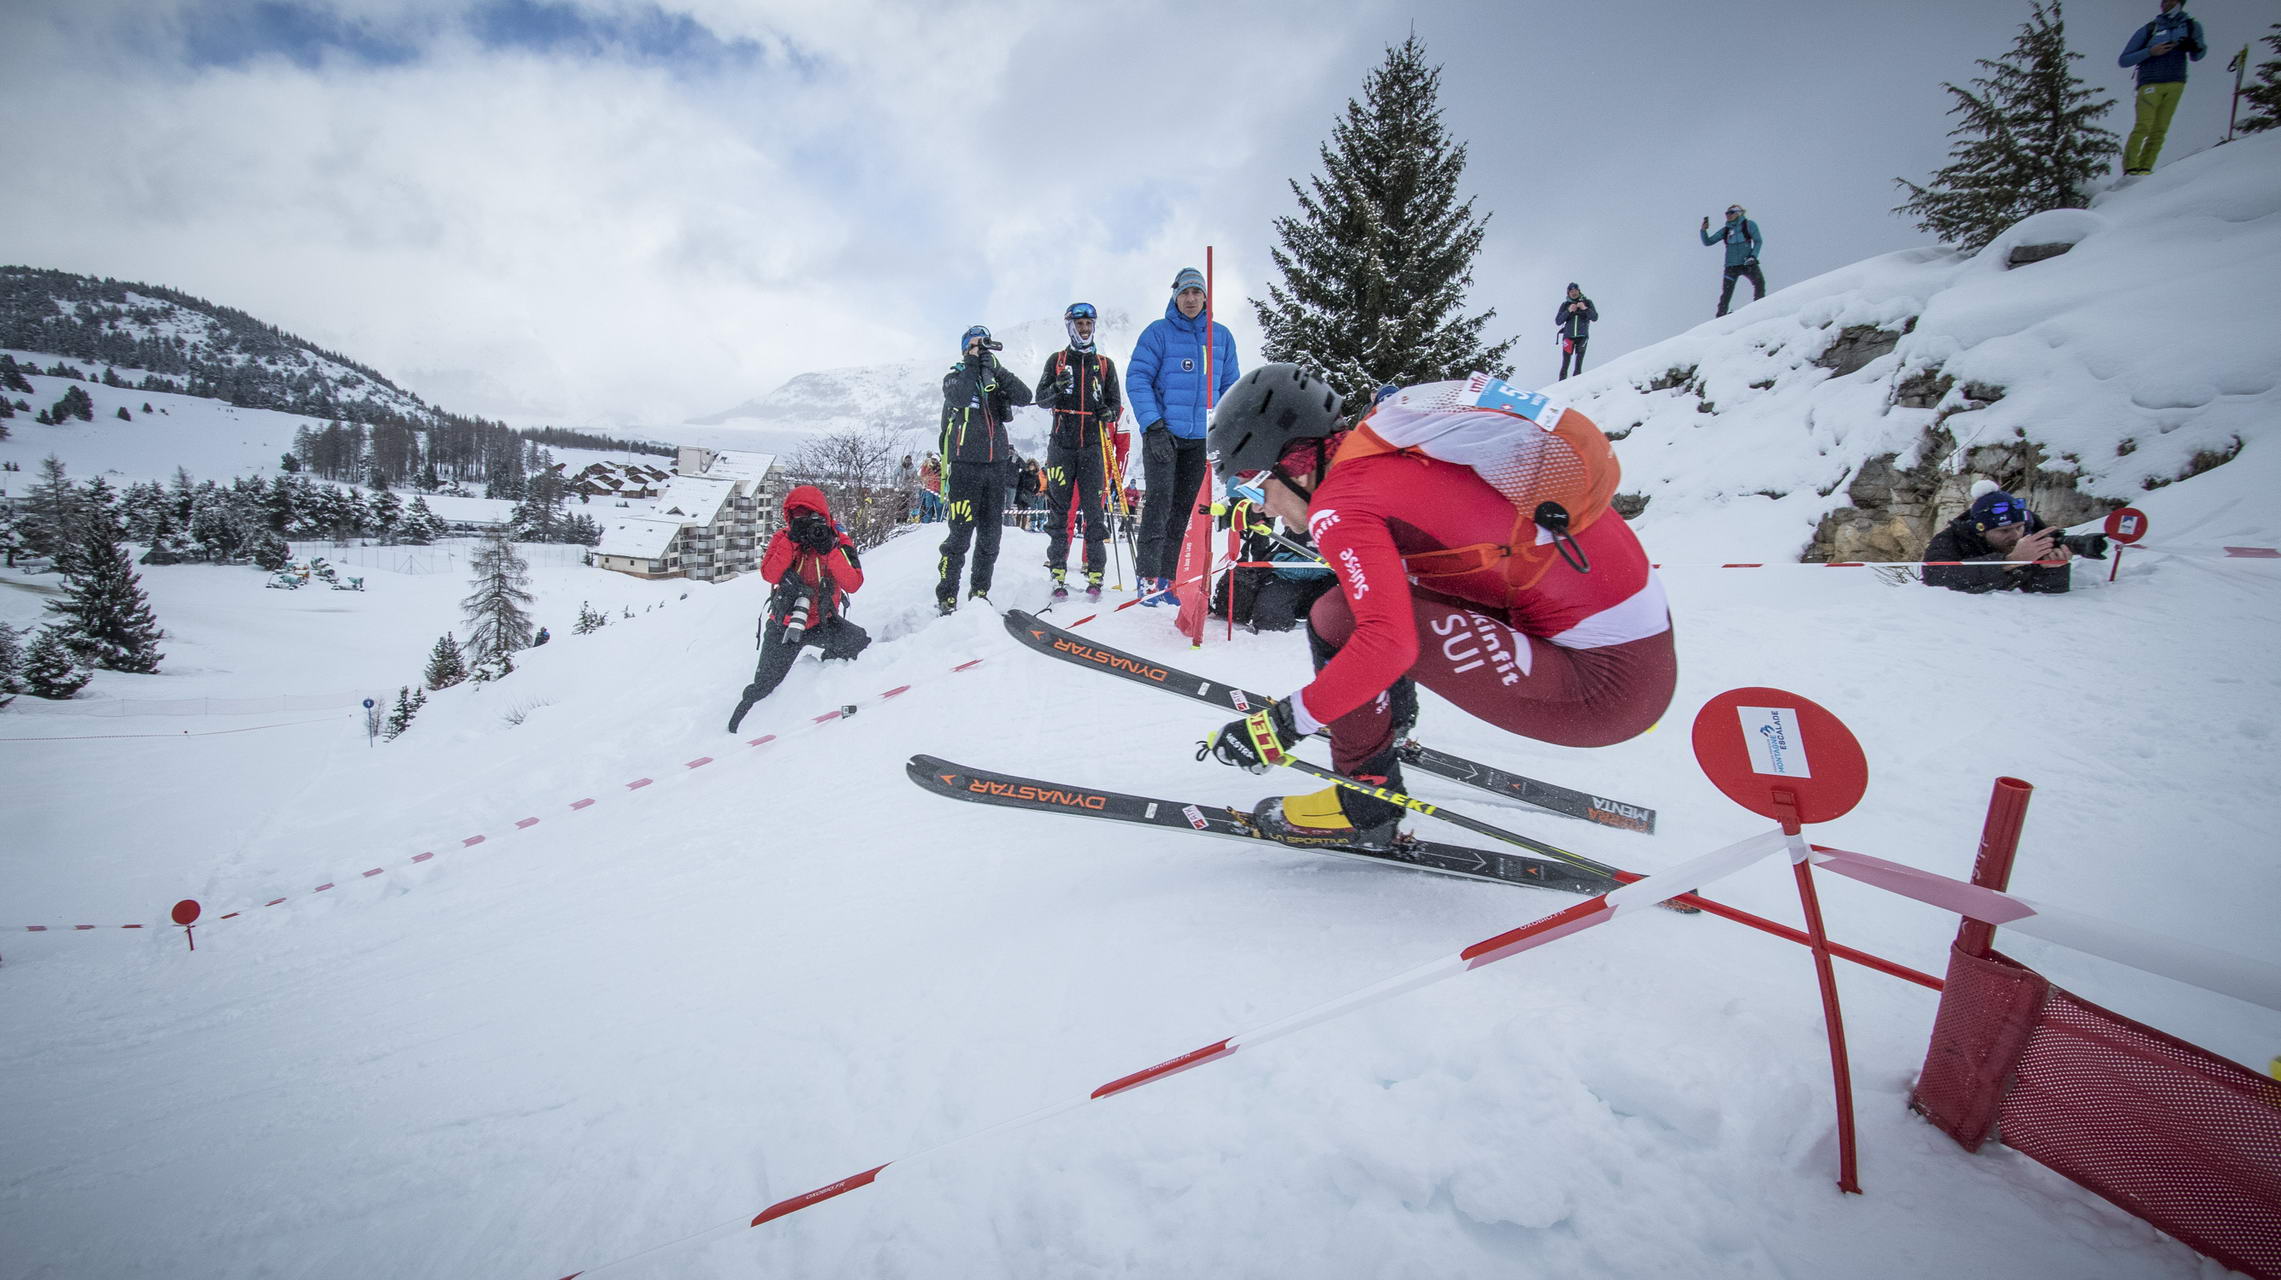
[728,485,870,733]
[1198,366,1676,850]
[1922,486,2102,595]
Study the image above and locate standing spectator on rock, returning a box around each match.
[1553,283,1597,380]
[2118,0,2208,174]
[1033,301,1125,601]
[1700,205,1766,317]
[935,325,1032,613]
[1128,266,1240,606]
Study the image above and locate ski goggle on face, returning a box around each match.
[1064,302,1097,321]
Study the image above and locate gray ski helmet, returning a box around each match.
[1209,363,1345,475]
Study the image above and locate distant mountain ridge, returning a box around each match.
[0,265,666,456]
[0,265,446,429]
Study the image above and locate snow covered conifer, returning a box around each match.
[252,531,291,571]
[401,495,440,545]
[424,632,467,691]
[0,622,24,705]
[1249,33,1515,408]
[1893,0,2117,253]
[22,455,79,559]
[384,684,419,739]
[461,529,534,670]
[23,625,92,699]
[46,508,165,674]
[2240,25,2281,133]
[573,600,608,635]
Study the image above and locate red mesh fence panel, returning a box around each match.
[1915,945,2281,1280]
[1912,943,2048,1152]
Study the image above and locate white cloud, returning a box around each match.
[0,0,2238,425]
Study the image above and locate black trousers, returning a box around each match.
[1044,439,1109,576]
[1717,261,1767,316]
[745,615,870,704]
[937,459,1011,601]
[1136,427,1208,582]
[1558,339,1589,380]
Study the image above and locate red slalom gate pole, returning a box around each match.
[1174,246,1218,646]
[1957,777,2033,957]
[1776,790,1862,1194]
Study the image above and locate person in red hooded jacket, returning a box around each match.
[728,485,870,732]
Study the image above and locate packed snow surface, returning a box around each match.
[3,139,2279,1279]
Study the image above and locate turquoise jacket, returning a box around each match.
[1701,216,1763,267]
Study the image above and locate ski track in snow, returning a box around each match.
[3,142,2280,1279]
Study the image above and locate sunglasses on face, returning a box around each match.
[1230,477,1267,507]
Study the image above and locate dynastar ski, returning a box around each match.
[999,609,1657,833]
[908,755,1624,899]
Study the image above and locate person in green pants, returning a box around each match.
[2118,0,2207,174]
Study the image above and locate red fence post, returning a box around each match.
[1956,778,2033,958]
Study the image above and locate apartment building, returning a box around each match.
[593,446,785,582]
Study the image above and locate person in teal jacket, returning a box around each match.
[1127,266,1240,605]
[1699,204,1765,317]
[2118,0,2207,174]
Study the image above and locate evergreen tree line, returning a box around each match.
[0,466,167,702]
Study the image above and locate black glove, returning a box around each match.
[1199,699,1302,774]
[791,514,836,553]
[1058,367,1077,399]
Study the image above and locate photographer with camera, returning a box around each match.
[1922,485,2106,595]
[728,485,869,732]
[1554,282,1597,380]
[935,324,1033,613]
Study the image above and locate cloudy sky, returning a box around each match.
[0,0,2250,427]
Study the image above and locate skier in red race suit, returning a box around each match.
[728,484,870,733]
[1201,365,1676,849]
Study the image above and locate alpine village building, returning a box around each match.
[591,447,786,582]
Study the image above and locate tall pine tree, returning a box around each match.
[460,530,534,670]
[2239,25,2281,133]
[1893,0,2117,253]
[1251,34,1513,408]
[47,507,165,673]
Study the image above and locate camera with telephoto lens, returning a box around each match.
[2052,531,2108,560]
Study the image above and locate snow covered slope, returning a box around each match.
[1522,130,2281,562]
[2,143,2277,1280]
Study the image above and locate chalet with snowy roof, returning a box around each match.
[568,460,667,501]
[592,446,785,582]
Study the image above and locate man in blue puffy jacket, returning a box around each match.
[1127,266,1240,605]
[2118,0,2207,175]
[1700,205,1765,318]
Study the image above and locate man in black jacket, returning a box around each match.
[1032,301,1125,600]
[1922,488,2096,594]
[1554,283,1597,380]
[936,324,1033,613]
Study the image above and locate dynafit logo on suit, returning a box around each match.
[1738,705,1813,778]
